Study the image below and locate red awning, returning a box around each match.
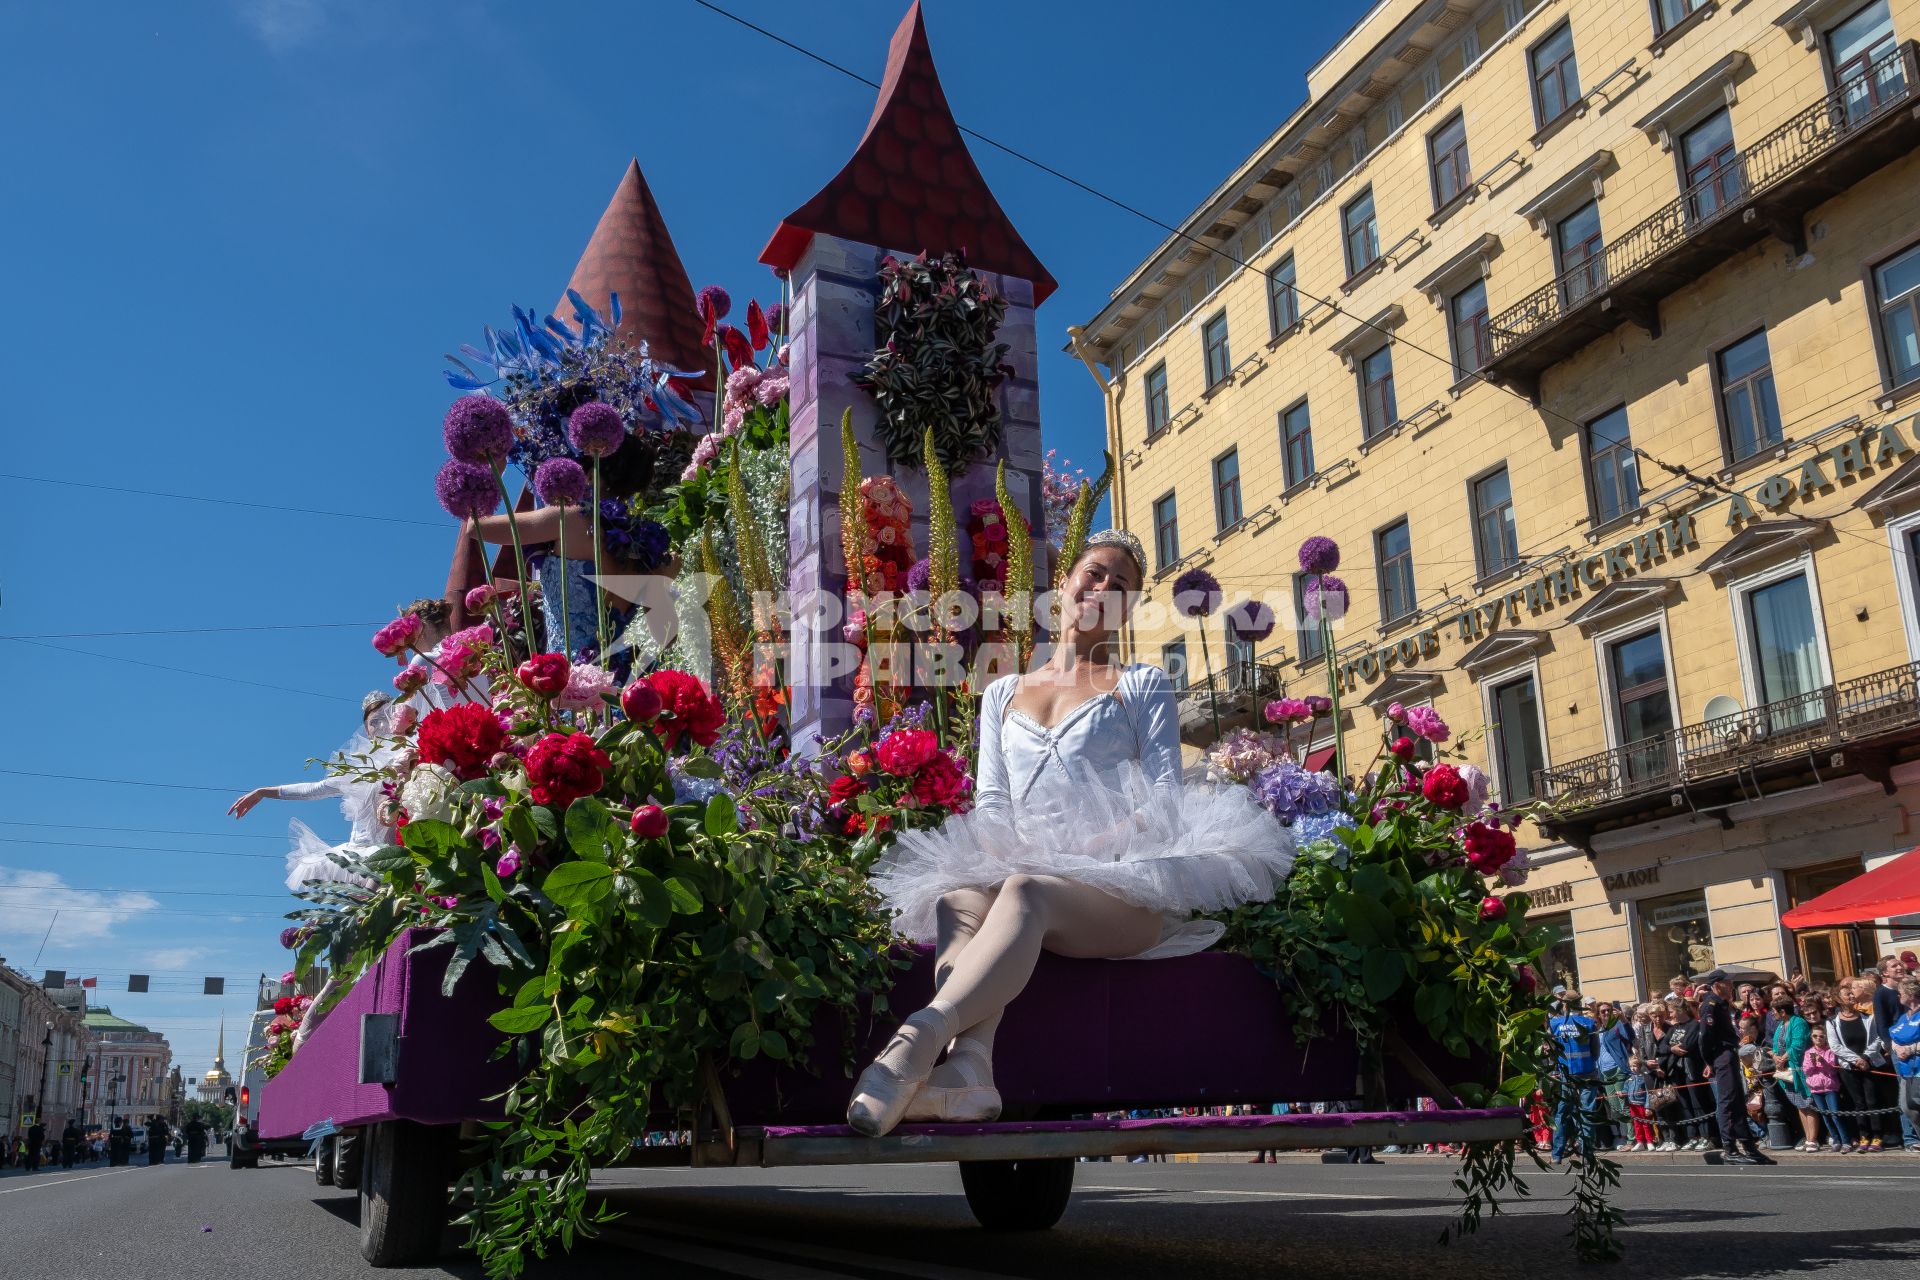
[1303,745,1337,774]
[1781,847,1920,928]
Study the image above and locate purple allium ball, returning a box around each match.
[764,301,789,335]
[278,926,302,949]
[1225,599,1276,642]
[534,456,589,506]
[1304,574,1349,622]
[904,557,932,595]
[695,284,732,322]
[1298,536,1341,575]
[566,402,625,458]
[442,395,514,466]
[436,459,501,519]
[1172,567,1223,619]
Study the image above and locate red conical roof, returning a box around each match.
[760,2,1055,303]
[559,159,715,390]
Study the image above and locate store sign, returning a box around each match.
[1530,881,1574,907]
[1724,418,1913,527]
[1603,866,1661,892]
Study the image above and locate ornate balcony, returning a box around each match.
[1483,43,1920,400]
[1534,659,1920,848]
[1176,649,1289,747]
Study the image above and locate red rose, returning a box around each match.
[629,804,669,839]
[620,680,664,723]
[846,750,874,777]
[1390,736,1416,762]
[416,703,508,781]
[525,732,611,811]
[1421,763,1469,810]
[273,996,294,1015]
[875,729,940,777]
[910,753,972,812]
[1462,820,1517,873]
[516,653,571,695]
[1479,895,1509,922]
[827,775,867,805]
[642,670,725,752]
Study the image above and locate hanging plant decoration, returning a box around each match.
[853,250,1013,474]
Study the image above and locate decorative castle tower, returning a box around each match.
[444,160,712,625]
[763,1,1055,747]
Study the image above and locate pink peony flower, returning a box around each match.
[393,663,430,695]
[554,662,615,713]
[1405,704,1450,743]
[1386,701,1408,724]
[465,584,496,613]
[1263,698,1312,725]
[1421,763,1469,810]
[279,970,296,985]
[389,704,419,736]
[875,729,940,777]
[372,614,423,657]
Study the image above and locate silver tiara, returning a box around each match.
[1084,529,1148,578]
[362,691,393,717]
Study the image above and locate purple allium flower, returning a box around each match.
[695,284,732,323]
[534,456,589,506]
[1305,695,1332,715]
[764,301,789,334]
[905,557,932,595]
[1172,567,1222,619]
[442,395,514,466]
[278,926,302,949]
[566,402,625,458]
[436,459,500,519]
[1225,598,1276,641]
[1298,536,1341,574]
[1303,574,1348,622]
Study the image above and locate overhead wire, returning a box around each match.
[0,472,448,529]
[0,636,359,704]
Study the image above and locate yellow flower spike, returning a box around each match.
[996,460,1034,669]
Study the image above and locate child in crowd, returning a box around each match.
[1803,1024,1849,1151]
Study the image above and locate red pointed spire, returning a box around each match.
[560,159,714,390]
[760,2,1055,303]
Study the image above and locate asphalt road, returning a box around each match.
[3,1152,1917,1279]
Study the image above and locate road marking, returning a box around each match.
[1625,1170,1920,1181]
[0,1168,137,1195]
[1080,1184,1394,1200]
[606,1216,1018,1280]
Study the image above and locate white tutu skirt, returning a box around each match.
[286,819,377,892]
[870,763,1295,959]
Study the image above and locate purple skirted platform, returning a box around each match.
[759,1109,1520,1141]
[262,929,1483,1142]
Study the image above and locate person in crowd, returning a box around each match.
[1547,987,1604,1162]
[1741,986,1774,1040]
[1770,993,1818,1151]
[1829,977,1897,1152]
[1889,975,1920,1150]
[1664,997,1713,1150]
[1700,970,1773,1164]
[144,1115,168,1166]
[58,1118,80,1169]
[1594,1000,1630,1152]
[1804,1024,1850,1150]
[183,1114,208,1164]
[1623,1004,1660,1152]
[1878,960,1920,1149]
[108,1117,130,1167]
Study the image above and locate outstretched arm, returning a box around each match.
[228,778,343,818]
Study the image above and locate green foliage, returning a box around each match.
[853,251,1012,472]
[651,400,787,549]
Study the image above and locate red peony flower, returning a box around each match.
[273,996,294,1015]
[417,703,508,780]
[1390,736,1416,762]
[1462,820,1518,874]
[910,753,972,812]
[875,728,940,777]
[1421,763,1469,810]
[619,679,664,723]
[517,653,571,695]
[827,775,867,805]
[1479,895,1509,922]
[525,732,611,810]
[642,670,725,752]
[629,804,669,839]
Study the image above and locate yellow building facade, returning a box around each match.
[1073,0,1920,1001]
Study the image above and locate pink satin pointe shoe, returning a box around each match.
[847,1008,952,1137]
[904,1044,1001,1123]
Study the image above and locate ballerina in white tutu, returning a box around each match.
[227,692,400,891]
[850,530,1296,1136]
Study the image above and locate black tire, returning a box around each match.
[334,1129,363,1191]
[315,1135,336,1186]
[358,1121,453,1267]
[959,1158,1075,1231]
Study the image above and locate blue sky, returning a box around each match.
[0,0,1363,1084]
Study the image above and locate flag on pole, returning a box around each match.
[81,977,97,989]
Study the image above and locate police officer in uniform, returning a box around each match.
[1699,968,1775,1165]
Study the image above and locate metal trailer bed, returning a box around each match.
[261,928,1525,1266]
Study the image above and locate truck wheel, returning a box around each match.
[959,1158,1075,1231]
[358,1121,453,1267]
[315,1136,336,1186]
[334,1129,363,1191]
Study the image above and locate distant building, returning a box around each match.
[85,1006,172,1124]
[0,964,91,1134]
[196,1017,233,1104]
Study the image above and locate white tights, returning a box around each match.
[874,873,1163,1086]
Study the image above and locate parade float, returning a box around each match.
[255,6,1606,1274]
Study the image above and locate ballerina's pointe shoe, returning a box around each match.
[904,1043,1001,1123]
[846,1008,953,1137]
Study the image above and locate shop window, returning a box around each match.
[1536,911,1580,992]
[1788,862,1866,989]
[1636,890,1716,995]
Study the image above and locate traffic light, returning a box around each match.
[238,1086,249,1109]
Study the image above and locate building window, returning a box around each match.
[1555,201,1606,307]
[1530,22,1582,127]
[1584,405,1641,525]
[1162,639,1190,691]
[1680,108,1743,223]
[1281,400,1315,490]
[1653,0,1706,35]
[1293,574,1325,662]
[1829,0,1901,122]
[1376,518,1417,625]
[1144,363,1170,438]
[1213,449,1243,532]
[1536,911,1580,993]
[1449,278,1491,378]
[1152,492,1180,570]
[1267,255,1299,337]
[1429,112,1473,209]
[1637,890,1716,994]
[1743,572,1824,726]
[1202,311,1232,388]
[1224,624,1256,688]
[1471,466,1519,578]
[1872,242,1920,389]
[1717,330,1783,462]
[1358,345,1398,439]
[1342,189,1381,277]
[1608,628,1675,782]
[1489,671,1544,801]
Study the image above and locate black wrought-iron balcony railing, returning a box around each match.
[1483,43,1920,394]
[1533,659,1920,813]
[1174,649,1290,745]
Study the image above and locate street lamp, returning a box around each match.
[39,1023,53,1132]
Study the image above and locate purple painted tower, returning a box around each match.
[761,2,1055,747]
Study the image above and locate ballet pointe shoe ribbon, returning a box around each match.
[847,1006,952,1137]
[904,1041,1002,1124]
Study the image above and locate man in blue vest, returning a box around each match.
[1547,986,1602,1163]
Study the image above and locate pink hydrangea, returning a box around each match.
[725,365,763,403]
[1405,704,1450,743]
[721,404,746,436]
[755,374,790,406]
[1205,728,1287,783]
[691,432,723,469]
